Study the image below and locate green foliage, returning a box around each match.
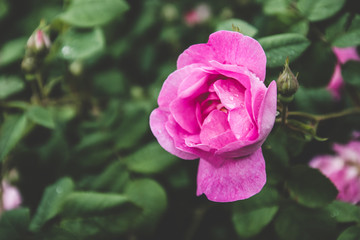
[216,18,258,37]
[326,201,360,223]
[297,0,346,22]
[0,76,25,99]
[0,208,31,240]
[0,37,27,67]
[342,61,360,88]
[337,226,360,240]
[258,33,310,67]
[26,105,55,129]
[58,0,129,27]
[332,15,360,47]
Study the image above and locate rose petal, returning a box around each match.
[177,31,266,81]
[327,64,343,100]
[228,107,254,139]
[333,47,360,64]
[200,110,237,149]
[196,148,266,202]
[150,108,197,160]
[170,97,199,134]
[213,79,245,110]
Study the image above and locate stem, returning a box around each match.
[288,108,360,122]
[36,72,45,99]
[281,104,288,125]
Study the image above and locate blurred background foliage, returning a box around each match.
[0,0,360,239]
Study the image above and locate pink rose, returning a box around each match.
[327,47,360,99]
[150,30,277,202]
[184,4,211,27]
[309,141,360,204]
[1,181,22,211]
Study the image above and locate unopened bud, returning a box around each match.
[26,30,51,53]
[277,57,299,97]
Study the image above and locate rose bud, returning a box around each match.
[277,57,299,98]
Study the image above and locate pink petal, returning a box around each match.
[213,79,245,110]
[200,110,237,149]
[228,107,254,139]
[2,181,22,210]
[177,31,266,81]
[158,64,203,109]
[170,97,199,134]
[327,64,343,100]
[196,148,266,202]
[150,108,197,160]
[178,69,209,98]
[333,47,360,64]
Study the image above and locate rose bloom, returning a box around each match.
[150,30,277,202]
[1,181,22,211]
[327,47,360,99]
[309,141,360,204]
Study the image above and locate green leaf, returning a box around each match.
[263,0,290,15]
[326,201,360,223]
[332,15,360,47]
[337,226,360,240]
[297,0,346,22]
[125,179,167,233]
[26,105,56,129]
[60,192,132,217]
[59,28,105,60]
[0,76,25,99]
[342,61,360,88]
[59,0,129,27]
[286,165,338,208]
[274,203,337,240]
[294,87,334,114]
[126,142,177,174]
[0,37,27,67]
[258,33,310,67]
[29,177,74,232]
[0,114,30,162]
[232,186,279,238]
[0,208,30,240]
[93,70,125,96]
[216,19,258,37]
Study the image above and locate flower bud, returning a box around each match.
[277,57,299,97]
[26,30,51,53]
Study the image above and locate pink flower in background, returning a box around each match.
[184,3,211,26]
[327,47,360,99]
[1,181,22,211]
[309,141,360,204]
[150,30,277,202]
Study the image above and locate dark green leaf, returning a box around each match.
[29,177,74,232]
[297,0,346,22]
[60,192,132,217]
[0,208,30,240]
[232,186,279,238]
[0,114,30,162]
[333,15,360,47]
[59,0,129,27]
[294,87,334,114]
[126,142,177,174]
[0,37,27,67]
[337,226,360,240]
[258,33,310,67]
[216,19,258,37]
[93,70,125,96]
[263,0,290,15]
[342,61,360,88]
[0,76,25,99]
[326,201,360,223]
[125,179,167,233]
[286,165,338,208]
[26,105,56,129]
[274,203,337,240]
[59,28,105,60]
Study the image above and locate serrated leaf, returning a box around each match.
[59,0,129,27]
[0,114,30,162]
[125,179,167,233]
[126,142,177,174]
[342,61,360,88]
[232,186,279,238]
[286,165,338,208]
[274,203,337,240]
[29,177,74,232]
[59,28,105,60]
[337,226,360,240]
[326,201,360,223]
[0,76,25,99]
[297,0,346,22]
[258,33,310,67]
[0,208,30,240]
[26,105,55,129]
[216,19,258,37]
[0,37,27,67]
[60,192,133,217]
